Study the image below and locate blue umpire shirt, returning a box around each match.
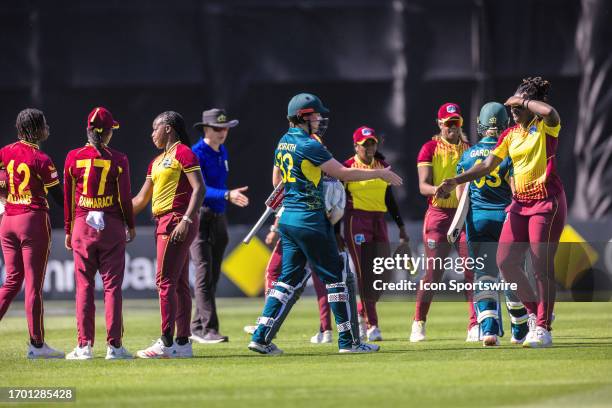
[192,138,229,213]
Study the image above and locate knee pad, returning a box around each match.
[257,273,311,344]
[505,301,529,324]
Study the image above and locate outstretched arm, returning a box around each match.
[320,158,402,186]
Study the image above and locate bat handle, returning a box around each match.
[242,207,274,244]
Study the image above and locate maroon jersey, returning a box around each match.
[0,140,60,215]
[64,144,135,234]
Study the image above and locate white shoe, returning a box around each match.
[410,320,426,342]
[510,334,527,345]
[105,345,133,360]
[248,341,283,356]
[174,341,193,358]
[466,325,480,342]
[27,342,65,359]
[136,339,177,359]
[339,342,380,353]
[527,313,537,332]
[243,325,257,335]
[358,315,367,341]
[523,326,553,348]
[310,330,333,344]
[66,343,94,360]
[367,326,383,342]
[482,334,500,347]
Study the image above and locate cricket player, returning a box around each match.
[456,102,529,346]
[411,103,478,343]
[438,77,566,348]
[248,93,402,355]
[64,107,136,360]
[132,111,205,358]
[0,108,64,359]
[341,126,408,342]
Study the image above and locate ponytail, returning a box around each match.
[155,111,191,146]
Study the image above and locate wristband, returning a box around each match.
[270,225,278,233]
[224,191,230,201]
[182,215,193,224]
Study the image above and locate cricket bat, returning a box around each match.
[242,182,285,244]
[447,183,470,244]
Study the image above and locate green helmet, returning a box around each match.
[477,102,509,137]
[287,93,329,118]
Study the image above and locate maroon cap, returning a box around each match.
[87,107,119,131]
[437,102,462,121]
[353,126,378,145]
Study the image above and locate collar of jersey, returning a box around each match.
[480,136,498,144]
[354,154,376,168]
[19,140,39,149]
[163,141,181,156]
[287,127,309,137]
[437,136,461,147]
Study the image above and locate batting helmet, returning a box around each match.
[477,102,509,136]
[287,93,329,118]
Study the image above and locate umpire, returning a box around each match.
[190,108,249,343]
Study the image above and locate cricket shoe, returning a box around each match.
[27,342,65,359]
[339,343,380,354]
[358,315,367,341]
[243,325,257,335]
[105,345,133,360]
[466,325,480,342]
[248,341,283,356]
[174,341,193,358]
[367,326,383,342]
[409,320,426,342]
[510,333,527,345]
[66,343,94,360]
[482,334,500,347]
[523,326,553,348]
[136,339,177,359]
[310,330,333,344]
[190,330,228,344]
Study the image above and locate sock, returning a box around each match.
[175,337,189,346]
[161,334,173,347]
[30,339,43,348]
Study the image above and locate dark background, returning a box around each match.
[0,0,609,228]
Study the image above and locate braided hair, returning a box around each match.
[15,108,46,143]
[87,127,109,154]
[155,111,191,146]
[516,76,551,101]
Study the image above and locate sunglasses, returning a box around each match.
[442,119,462,128]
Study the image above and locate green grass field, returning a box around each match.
[0,298,611,407]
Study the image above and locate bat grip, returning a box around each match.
[242,207,274,244]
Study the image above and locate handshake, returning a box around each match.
[434,178,458,199]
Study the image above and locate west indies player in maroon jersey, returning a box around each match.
[0,108,64,359]
[64,107,135,360]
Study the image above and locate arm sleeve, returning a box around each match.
[456,152,466,175]
[385,187,405,228]
[146,160,153,180]
[416,141,435,167]
[117,156,135,230]
[492,129,510,160]
[63,154,74,234]
[303,140,333,166]
[39,154,60,190]
[176,147,201,174]
[542,119,561,138]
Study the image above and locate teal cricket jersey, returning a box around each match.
[456,136,512,211]
[274,127,332,225]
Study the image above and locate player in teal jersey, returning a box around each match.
[248,93,402,355]
[456,102,529,346]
